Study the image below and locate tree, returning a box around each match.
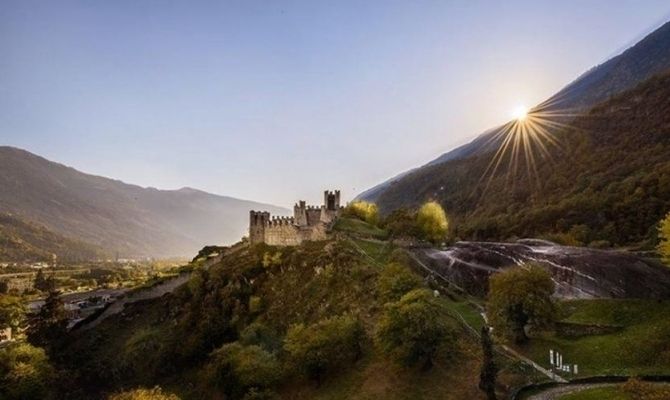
[478,326,497,400]
[416,202,449,244]
[0,295,25,332]
[26,289,68,351]
[33,270,51,292]
[382,208,420,239]
[377,262,422,302]
[206,342,280,399]
[108,386,180,400]
[658,212,670,265]
[0,342,56,400]
[376,289,456,369]
[487,264,555,344]
[343,201,379,225]
[284,315,364,382]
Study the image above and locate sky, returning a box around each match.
[2,1,670,206]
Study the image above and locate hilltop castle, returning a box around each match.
[249,190,342,246]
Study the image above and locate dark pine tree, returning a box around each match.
[479,326,497,400]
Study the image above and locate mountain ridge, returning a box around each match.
[0,146,288,258]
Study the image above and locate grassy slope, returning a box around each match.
[517,299,670,377]
[558,386,628,400]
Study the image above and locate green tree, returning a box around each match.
[284,315,364,382]
[0,295,25,332]
[658,212,670,265]
[33,270,51,292]
[206,342,280,399]
[377,262,422,302]
[343,201,379,225]
[376,289,456,369]
[416,202,449,244]
[487,264,555,344]
[26,289,68,351]
[0,342,56,400]
[478,326,497,400]
[383,208,420,239]
[108,386,180,400]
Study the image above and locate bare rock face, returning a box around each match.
[415,240,670,299]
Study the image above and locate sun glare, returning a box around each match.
[511,105,529,121]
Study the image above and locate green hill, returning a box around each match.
[0,212,106,262]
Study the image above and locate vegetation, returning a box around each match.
[26,289,69,351]
[0,342,56,400]
[376,289,457,369]
[382,208,421,239]
[658,211,670,265]
[343,201,380,225]
[478,326,497,400]
[0,212,105,262]
[487,264,555,344]
[0,295,25,332]
[374,72,670,248]
[520,299,670,376]
[376,262,422,302]
[206,342,281,398]
[416,202,449,244]
[108,387,181,400]
[284,315,364,383]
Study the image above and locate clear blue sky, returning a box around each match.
[2,1,669,206]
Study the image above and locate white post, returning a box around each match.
[558,354,562,368]
[574,364,578,375]
[550,349,554,366]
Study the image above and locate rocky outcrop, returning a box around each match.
[415,240,670,299]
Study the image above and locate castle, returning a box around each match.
[249,190,342,246]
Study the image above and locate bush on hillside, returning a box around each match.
[0,343,56,400]
[283,315,365,382]
[343,201,379,225]
[382,208,421,239]
[377,262,422,302]
[376,289,456,369]
[416,202,449,244]
[206,342,281,399]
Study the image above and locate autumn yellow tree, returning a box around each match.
[416,201,449,244]
[658,212,670,266]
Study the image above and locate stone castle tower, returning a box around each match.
[249,190,342,246]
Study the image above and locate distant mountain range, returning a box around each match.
[0,147,287,259]
[359,21,670,206]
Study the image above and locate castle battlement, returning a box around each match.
[249,190,342,246]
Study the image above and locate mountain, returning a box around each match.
[0,147,288,258]
[0,212,106,262]
[375,70,670,247]
[360,20,670,203]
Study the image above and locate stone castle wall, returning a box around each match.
[249,190,341,246]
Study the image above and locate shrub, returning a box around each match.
[376,289,456,368]
[0,343,55,400]
[377,262,422,302]
[206,342,281,399]
[343,201,379,225]
[283,315,364,382]
[382,208,420,239]
[416,202,449,244]
[487,264,555,344]
[108,386,180,400]
[658,212,670,266]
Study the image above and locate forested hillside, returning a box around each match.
[0,213,106,262]
[375,72,670,247]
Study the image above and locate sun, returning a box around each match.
[511,105,529,121]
